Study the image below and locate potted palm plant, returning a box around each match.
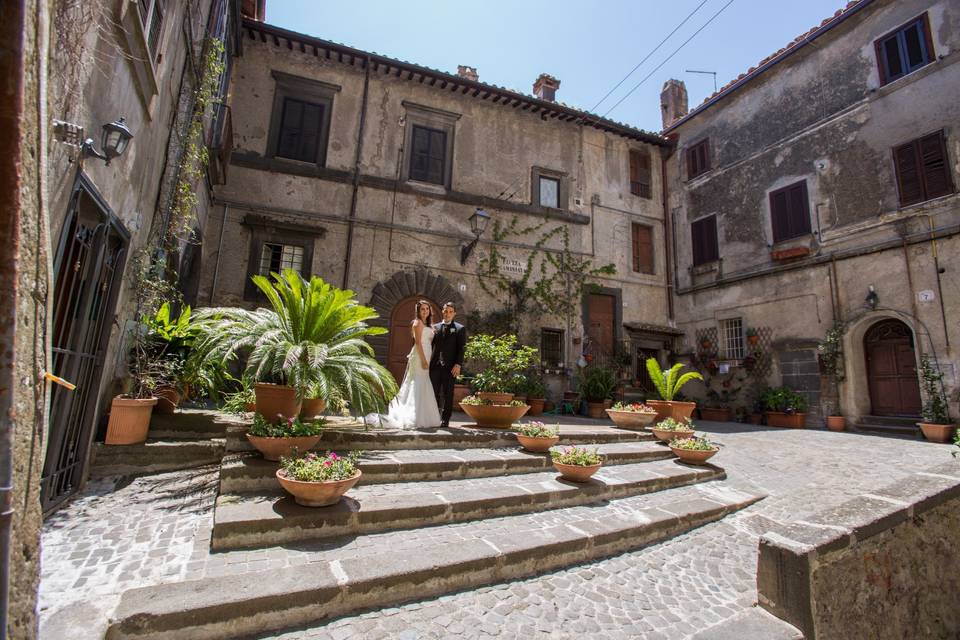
[276,450,362,507]
[917,356,956,443]
[645,358,703,422]
[192,269,398,420]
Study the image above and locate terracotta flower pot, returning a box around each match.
[461,403,529,428]
[647,400,697,423]
[586,401,607,419]
[651,427,695,443]
[478,391,515,404]
[552,461,602,482]
[605,409,658,430]
[749,413,763,425]
[602,399,613,409]
[244,401,256,413]
[276,469,362,507]
[246,433,322,461]
[917,422,957,443]
[766,412,806,428]
[254,383,301,420]
[748,335,760,345]
[670,446,718,465]
[453,384,472,407]
[300,398,326,418]
[105,396,158,445]
[154,385,181,414]
[699,407,732,422]
[527,398,545,417]
[516,434,560,453]
[825,415,846,432]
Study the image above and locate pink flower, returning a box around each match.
[323,460,332,467]
[329,452,339,461]
[287,416,295,425]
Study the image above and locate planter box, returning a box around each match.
[452,384,472,408]
[586,402,606,419]
[651,427,695,443]
[300,398,326,418]
[825,416,846,431]
[766,412,806,428]
[461,403,529,428]
[605,409,657,430]
[699,407,732,422]
[154,386,181,415]
[917,422,956,443]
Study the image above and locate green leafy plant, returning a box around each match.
[279,450,361,482]
[645,358,703,401]
[464,334,539,394]
[550,446,603,466]
[221,385,255,415]
[578,366,618,402]
[248,413,325,438]
[515,421,559,438]
[669,435,718,451]
[192,270,398,413]
[919,355,951,424]
[655,417,695,432]
[761,387,809,414]
[817,321,846,382]
[526,377,547,399]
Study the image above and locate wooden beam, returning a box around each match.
[429,77,437,86]
[440,80,447,88]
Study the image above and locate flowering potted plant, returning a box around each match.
[606,401,658,430]
[515,421,560,452]
[762,386,808,428]
[276,450,362,507]
[464,334,539,404]
[246,413,326,461]
[651,417,696,443]
[460,395,529,428]
[645,358,703,422]
[550,446,603,482]
[669,434,719,465]
[917,356,956,443]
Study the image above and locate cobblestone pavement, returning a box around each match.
[39,422,956,639]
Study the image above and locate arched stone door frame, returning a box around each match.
[366,268,464,376]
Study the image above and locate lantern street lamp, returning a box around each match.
[82,118,134,166]
[460,207,491,265]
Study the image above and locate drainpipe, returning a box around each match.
[660,152,674,322]
[924,215,950,352]
[342,55,371,290]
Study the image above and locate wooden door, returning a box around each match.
[865,320,922,416]
[387,297,439,384]
[586,293,616,357]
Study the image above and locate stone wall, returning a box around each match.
[758,461,960,639]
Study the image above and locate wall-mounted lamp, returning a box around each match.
[865,285,879,310]
[82,118,133,165]
[459,207,491,265]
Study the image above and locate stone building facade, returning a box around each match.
[662,0,960,426]
[197,19,676,389]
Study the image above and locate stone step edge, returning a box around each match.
[108,487,764,640]
[218,443,674,492]
[211,462,726,550]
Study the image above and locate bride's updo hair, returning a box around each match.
[413,300,433,326]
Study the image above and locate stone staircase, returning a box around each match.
[105,420,763,639]
[854,414,922,438]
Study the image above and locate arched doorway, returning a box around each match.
[387,297,440,384]
[864,319,922,416]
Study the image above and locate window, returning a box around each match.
[541,328,564,367]
[720,318,744,360]
[539,176,560,208]
[266,71,338,167]
[410,125,447,185]
[691,215,719,266]
[631,223,654,274]
[769,181,811,243]
[875,15,934,85]
[629,150,652,198]
[259,243,304,275]
[138,0,167,63]
[893,130,954,207]
[686,139,710,179]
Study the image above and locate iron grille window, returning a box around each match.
[410,125,447,185]
[541,328,564,368]
[691,215,719,266]
[539,176,560,208]
[276,97,325,163]
[893,130,954,207]
[720,318,744,360]
[769,181,811,243]
[629,150,652,198]
[259,243,304,276]
[686,139,710,180]
[875,15,934,86]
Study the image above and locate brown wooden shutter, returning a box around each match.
[894,140,924,206]
[632,223,653,273]
[919,131,953,200]
[629,150,651,198]
[630,151,640,196]
[691,215,718,266]
[770,181,810,243]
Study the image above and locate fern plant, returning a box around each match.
[192,269,398,414]
[645,358,703,401]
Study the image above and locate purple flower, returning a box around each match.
[329,452,339,461]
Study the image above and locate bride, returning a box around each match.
[366,300,442,429]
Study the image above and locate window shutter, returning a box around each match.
[919,131,953,200]
[770,190,789,242]
[298,103,322,161]
[691,215,718,266]
[277,99,303,160]
[894,141,923,206]
[769,181,809,243]
[701,139,711,173]
[629,152,640,196]
[632,223,653,273]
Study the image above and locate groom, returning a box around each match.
[430,302,466,428]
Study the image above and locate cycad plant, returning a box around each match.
[645,358,703,401]
[191,269,398,414]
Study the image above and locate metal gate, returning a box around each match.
[41,174,129,513]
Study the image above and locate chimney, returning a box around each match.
[457,65,479,82]
[533,73,560,102]
[660,79,688,129]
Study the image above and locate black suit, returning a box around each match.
[430,321,466,426]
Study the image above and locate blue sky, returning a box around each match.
[265,0,852,132]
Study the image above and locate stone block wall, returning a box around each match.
[758,461,960,639]
[776,346,821,426]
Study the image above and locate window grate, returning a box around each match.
[720,318,744,360]
[259,243,304,275]
[541,328,564,368]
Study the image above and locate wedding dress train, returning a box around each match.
[366,325,442,429]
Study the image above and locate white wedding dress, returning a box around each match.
[367,325,442,429]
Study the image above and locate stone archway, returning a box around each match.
[366,268,464,374]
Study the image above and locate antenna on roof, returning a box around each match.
[685,69,718,93]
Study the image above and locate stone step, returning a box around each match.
[857,414,920,428]
[224,421,653,453]
[148,408,240,440]
[108,482,763,640]
[854,421,921,438]
[89,439,225,478]
[211,458,725,550]
[219,441,674,493]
